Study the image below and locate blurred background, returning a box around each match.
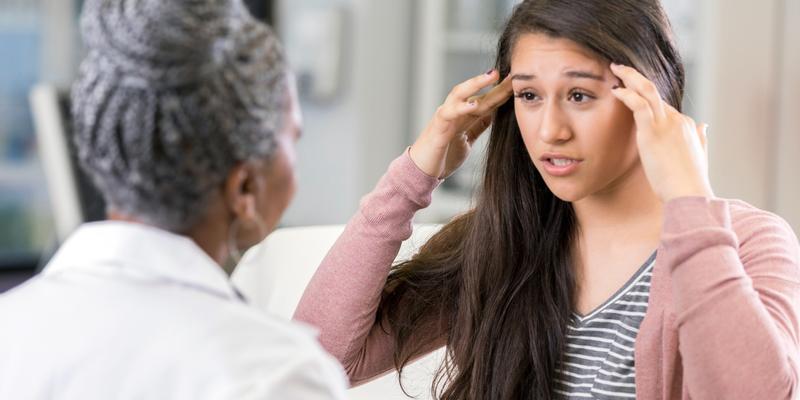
[0,0,798,290]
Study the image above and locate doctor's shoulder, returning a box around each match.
[184,302,350,399]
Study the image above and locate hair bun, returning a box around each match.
[80,0,237,87]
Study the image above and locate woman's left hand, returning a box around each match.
[609,63,713,203]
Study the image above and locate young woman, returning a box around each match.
[295,0,800,399]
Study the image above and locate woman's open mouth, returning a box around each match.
[540,154,582,177]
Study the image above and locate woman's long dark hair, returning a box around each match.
[379,1,685,399]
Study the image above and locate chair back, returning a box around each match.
[232,224,446,400]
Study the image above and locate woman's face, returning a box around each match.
[510,33,639,202]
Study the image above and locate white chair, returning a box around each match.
[231,224,446,400]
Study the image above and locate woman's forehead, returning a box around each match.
[510,33,604,74]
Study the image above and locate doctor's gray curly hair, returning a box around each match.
[72,0,288,231]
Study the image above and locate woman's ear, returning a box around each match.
[223,162,258,222]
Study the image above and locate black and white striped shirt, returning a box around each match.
[553,252,657,399]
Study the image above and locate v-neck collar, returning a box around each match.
[572,250,657,324]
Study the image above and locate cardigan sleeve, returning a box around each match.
[661,197,800,399]
[293,149,446,386]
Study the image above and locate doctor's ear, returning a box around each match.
[223,162,260,221]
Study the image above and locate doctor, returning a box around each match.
[0,0,347,398]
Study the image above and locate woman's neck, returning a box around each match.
[572,162,663,239]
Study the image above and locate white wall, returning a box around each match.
[40,0,78,88]
[277,0,413,226]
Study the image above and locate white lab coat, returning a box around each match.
[0,221,348,399]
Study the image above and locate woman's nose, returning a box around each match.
[538,102,572,143]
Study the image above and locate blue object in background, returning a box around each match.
[0,10,52,266]
[0,29,40,161]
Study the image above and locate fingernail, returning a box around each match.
[485,68,495,75]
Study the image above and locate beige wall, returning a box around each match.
[698,0,799,233]
[775,0,800,233]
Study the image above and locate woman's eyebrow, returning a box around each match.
[564,70,605,81]
[511,73,536,81]
[510,70,605,82]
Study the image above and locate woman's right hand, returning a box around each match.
[410,69,513,179]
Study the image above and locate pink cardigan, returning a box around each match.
[294,152,800,399]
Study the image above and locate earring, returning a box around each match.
[226,213,268,265]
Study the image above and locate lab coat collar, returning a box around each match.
[43,221,241,301]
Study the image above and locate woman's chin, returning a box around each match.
[543,182,587,203]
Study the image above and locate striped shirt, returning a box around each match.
[553,252,657,399]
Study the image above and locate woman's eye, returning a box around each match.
[515,91,539,102]
[568,91,593,103]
